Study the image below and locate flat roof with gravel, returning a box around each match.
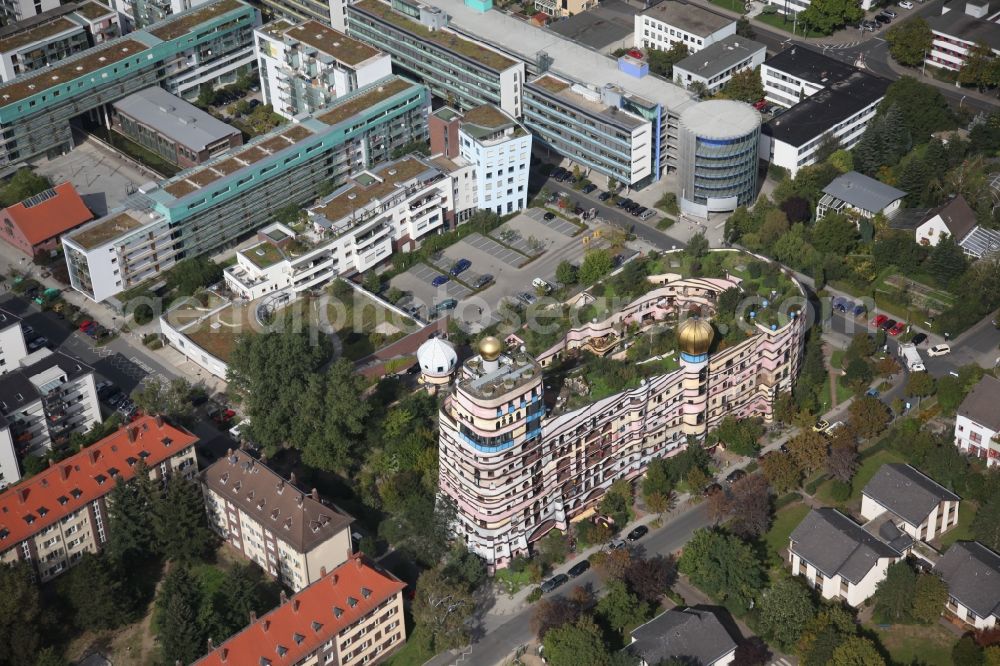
[282,20,382,66]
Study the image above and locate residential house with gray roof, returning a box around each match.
[914,195,1000,260]
[955,374,1000,466]
[627,608,737,666]
[816,171,906,223]
[861,463,961,542]
[936,541,1000,629]
[671,35,766,95]
[788,507,907,607]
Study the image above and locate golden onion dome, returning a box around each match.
[677,317,714,357]
[479,335,502,361]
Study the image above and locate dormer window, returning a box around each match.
[125,457,137,466]
[139,450,150,459]
[70,488,82,498]
[107,467,119,477]
[95,474,107,485]
[57,496,68,505]
[333,607,343,618]
[162,437,172,446]
[0,528,8,540]
[361,587,371,598]
[38,506,48,517]
[293,633,304,644]
[276,645,287,657]
[347,597,358,607]
[311,621,322,631]
[24,514,34,524]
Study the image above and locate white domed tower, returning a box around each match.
[417,337,458,390]
[678,316,715,439]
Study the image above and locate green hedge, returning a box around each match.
[775,492,803,509]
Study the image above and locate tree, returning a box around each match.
[735,638,771,666]
[59,554,134,630]
[761,451,802,493]
[300,359,371,471]
[531,596,583,639]
[106,462,159,564]
[363,270,381,293]
[0,562,44,664]
[906,371,936,397]
[208,563,278,640]
[711,416,764,457]
[848,396,891,439]
[781,196,812,224]
[830,636,886,666]
[154,475,214,563]
[844,357,873,393]
[578,249,614,286]
[556,260,578,286]
[624,555,676,603]
[686,231,709,259]
[646,42,689,78]
[788,430,828,473]
[379,483,455,567]
[156,566,206,665]
[973,495,1000,551]
[33,648,65,666]
[886,18,933,67]
[130,378,195,425]
[929,234,968,287]
[736,16,756,38]
[826,442,858,483]
[727,474,773,538]
[879,77,957,142]
[954,635,986,666]
[799,0,863,34]
[937,374,967,414]
[812,213,858,256]
[912,573,947,624]
[959,42,998,90]
[721,68,764,103]
[678,529,765,610]
[542,615,612,666]
[0,168,52,208]
[592,547,633,582]
[166,257,223,296]
[757,578,817,650]
[599,479,632,527]
[596,579,651,633]
[874,561,917,622]
[538,531,569,570]
[412,562,477,651]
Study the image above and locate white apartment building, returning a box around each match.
[0,310,28,375]
[0,1,119,82]
[671,35,766,95]
[860,463,961,542]
[936,541,1000,630]
[255,19,393,119]
[761,46,858,109]
[457,104,532,216]
[955,375,1000,465]
[926,0,1000,72]
[634,1,735,53]
[201,450,355,591]
[789,508,906,607]
[0,350,101,487]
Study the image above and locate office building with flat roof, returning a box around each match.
[0,416,198,581]
[112,87,243,168]
[634,1,735,53]
[926,0,1000,71]
[255,19,393,119]
[0,1,119,82]
[672,35,766,94]
[115,0,217,30]
[0,0,260,167]
[63,75,430,302]
[458,104,532,215]
[761,45,857,109]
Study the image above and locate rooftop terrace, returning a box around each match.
[70,211,145,249]
[351,0,517,71]
[74,1,116,20]
[244,241,286,269]
[0,38,145,105]
[315,76,413,126]
[149,0,244,40]
[461,350,540,400]
[532,75,570,94]
[462,104,512,130]
[0,16,78,52]
[310,156,434,226]
[283,20,381,66]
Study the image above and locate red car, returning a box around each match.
[626,48,643,59]
[752,99,768,111]
[888,322,906,336]
[871,314,888,329]
[78,319,93,332]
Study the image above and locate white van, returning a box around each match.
[532,278,552,293]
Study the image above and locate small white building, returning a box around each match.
[224,156,456,300]
[816,172,906,223]
[458,105,532,216]
[861,463,961,542]
[936,541,1000,629]
[915,195,1000,259]
[789,507,907,607]
[634,0,735,54]
[672,36,766,95]
[955,375,1000,465]
[255,19,393,119]
[0,309,28,375]
[627,608,737,666]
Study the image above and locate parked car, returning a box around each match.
[540,573,569,593]
[568,561,591,578]
[872,314,888,329]
[616,198,633,209]
[852,303,867,318]
[77,320,93,332]
[582,183,597,194]
[752,99,768,111]
[431,274,450,287]
[449,258,471,276]
[640,209,656,220]
[866,388,880,398]
[899,0,913,7]
[813,419,830,432]
[473,274,494,289]
[627,525,648,541]
[607,539,627,551]
[888,321,906,336]
[884,7,898,15]
[880,318,897,331]
[598,191,612,201]
[928,343,951,357]
[532,278,552,293]
[874,13,891,24]
[518,291,538,306]
[27,336,48,351]
[911,333,928,345]
[726,469,747,484]
[543,212,556,221]
[432,298,458,315]
[631,206,648,217]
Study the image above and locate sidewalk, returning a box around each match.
[883,51,999,109]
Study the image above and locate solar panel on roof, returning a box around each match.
[20,188,56,208]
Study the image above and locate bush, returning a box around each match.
[656,192,679,215]
[829,480,852,502]
[805,475,829,494]
[527,588,543,603]
[656,217,676,230]
[775,492,803,509]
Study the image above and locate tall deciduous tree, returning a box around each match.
[645,42,689,78]
[912,573,947,624]
[300,359,371,471]
[542,615,612,666]
[726,474,773,538]
[761,451,802,493]
[886,18,933,67]
[799,0,863,34]
[596,579,651,633]
[831,636,886,666]
[578,249,615,286]
[678,529,765,610]
[874,561,917,622]
[721,68,764,103]
[412,564,477,652]
[848,396,891,439]
[788,430,829,473]
[757,578,817,650]
[0,562,44,664]
[973,495,1000,551]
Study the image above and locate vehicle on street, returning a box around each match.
[852,304,867,318]
[598,191,611,201]
[617,198,633,209]
[532,278,552,293]
[872,314,888,329]
[540,573,569,593]
[752,99,767,111]
[543,212,556,221]
[888,321,906,336]
[78,320,93,332]
[627,525,648,541]
[640,209,656,220]
[518,291,538,306]
[880,318,897,331]
[431,299,458,315]
[568,561,590,577]
[632,205,648,217]
[431,274,450,287]
[726,469,747,484]
[874,13,891,23]
[607,539,627,551]
[449,258,471,276]
[813,419,830,432]
[928,343,952,357]
[582,183,597,194]
[884,7,898,14]
[911,333,928,345]
[825,421,846,436]
[473,274,494,289]
[866,388,881,398]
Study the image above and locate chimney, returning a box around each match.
[289,472,297,485]
[320,566,327,577]
[293,599,301,613]
[220,648,228,663]
[89,449,100,465]
[155,414,163,427]
[311,487,319,501]
[47,458,54,467]
[260,619,270,632]
[249,611,257,623]
[331,573,338,586]
[207,638,214,652]
[127,427,137,443]
[61,465,71,481]
[280,590,288,604]
[17,487,29,504]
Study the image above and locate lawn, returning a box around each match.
[707,0,745,13]
[831,349,844,371]
[327,288,415,361]
[384,637,433,666]
[867,621,957,666]
[764,501,811,562]
[753,12,828,37]
[819,449,906,506]
[817,377,852,413]
[936,500,978,549]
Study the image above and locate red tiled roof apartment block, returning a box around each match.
[196,553,406,666]
[0,181,93,258]
[200,450,354,591]
[0,415,198,581]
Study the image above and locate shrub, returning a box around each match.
[527,588,543,603]
[829,480,852,502]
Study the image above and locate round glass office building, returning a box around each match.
[678,100,761,218]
